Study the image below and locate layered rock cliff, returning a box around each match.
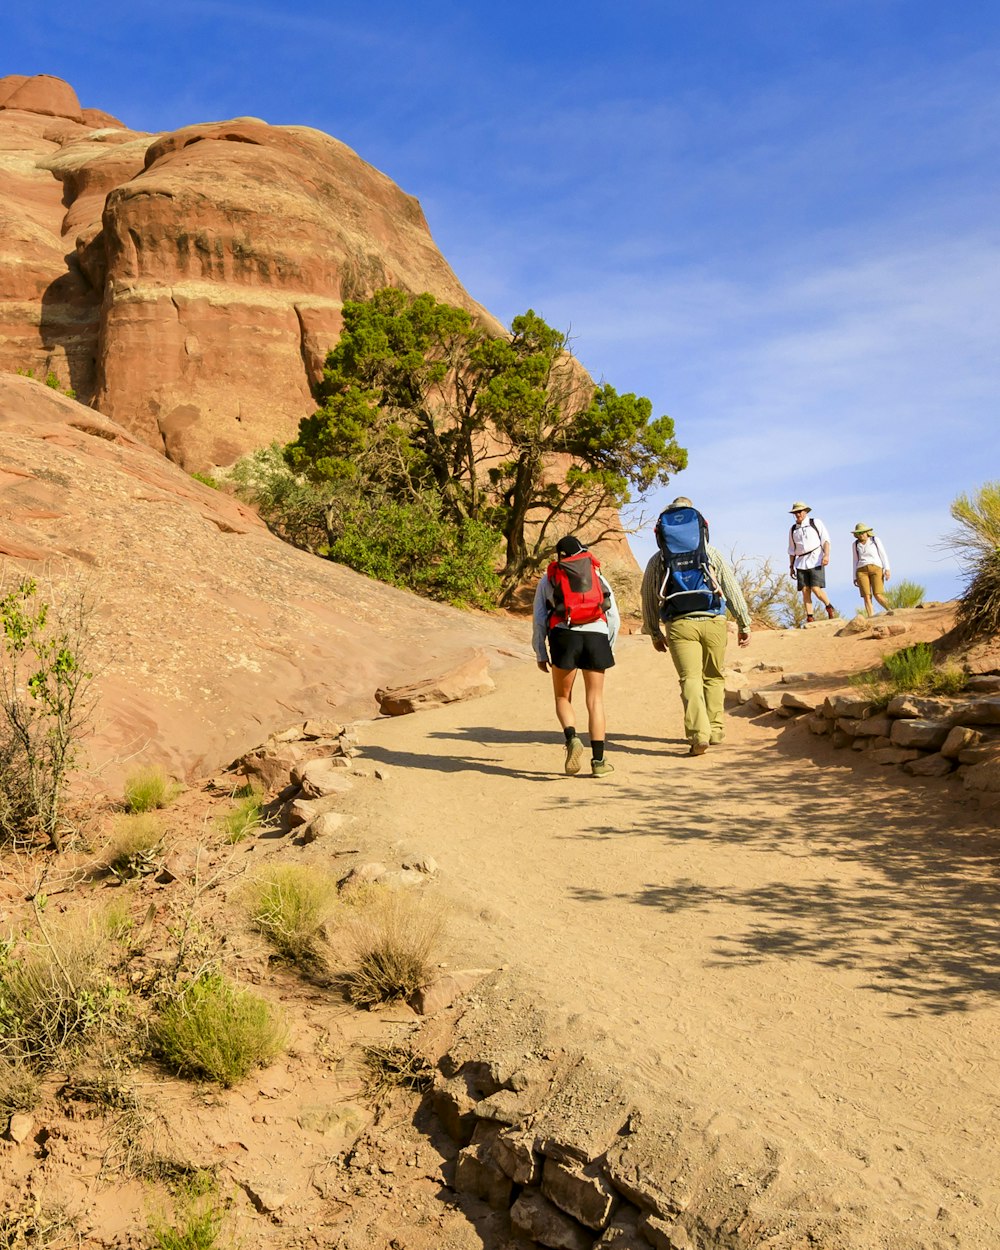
[0,73,500,472]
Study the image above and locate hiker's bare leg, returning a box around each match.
[813,587,832,609]
[802,587,814,615]
[861,592,874,616]
[551,667,578,730]
[582,669,606,742]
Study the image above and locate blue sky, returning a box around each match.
[7,1,999,604]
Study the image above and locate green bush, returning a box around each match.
[151,973,286,1087]
[216,785,266,843]
[949,481,1000,640]
[328,490,502,608]
[0,578,94,849]
[149,1171,227,1250]
[244,864,338,963]
[850,642,968,709]
[123,765,182,813]
[884,579,925,609]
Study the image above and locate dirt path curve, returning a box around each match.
[341,618,1000,1246]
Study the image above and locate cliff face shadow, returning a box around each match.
[39,260,101,405]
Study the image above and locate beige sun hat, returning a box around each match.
[852,522,873,536]
[789,501,811,514]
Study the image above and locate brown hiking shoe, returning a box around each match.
[688,742,708,756]
[826,604,836,619]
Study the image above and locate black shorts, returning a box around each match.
[796,566,826,590]
[547,628,615,672]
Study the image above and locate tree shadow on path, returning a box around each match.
[566,759,1000,1017]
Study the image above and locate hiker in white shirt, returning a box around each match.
[851,522,893,617]
[787,501,836,623]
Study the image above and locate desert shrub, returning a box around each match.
[0,578,95,850]
[883,642,936,688]
[0,1200,75,1248]
[0,913,127,1067]
[228,445,503,608]
[105,813,164,881]
[151,973,286,1087]
[244,864,338,963]
[123,766,182,813]
[0,1055,41,1116]
[850,642,968,710]
[340,888,443,1009]
[327,490,502,608]
[360,1041,432,1110]
[728,551,805,628]
[225,442,334,552]
[947,481,1000,640]
[16,365,76,399]
[216,785,266,843]
[189,471,219,490]
[884,579,926,609]
[148,1171,228,1250]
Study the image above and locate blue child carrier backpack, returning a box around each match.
[654,506,725,620]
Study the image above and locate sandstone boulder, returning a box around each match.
[375,651,496,715]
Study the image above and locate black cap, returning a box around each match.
[556,536,586,558]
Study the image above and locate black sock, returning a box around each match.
[591,739,605,761]
[564,726,577,744]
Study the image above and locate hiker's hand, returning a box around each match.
[652,637,667,653]
[536,660,549,673]
[885,572,891,582]
[822,555,829,566]
[738,631,750,648]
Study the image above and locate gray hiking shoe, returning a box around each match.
[564,736,585,775]
[688,742,709,757]
[591,758,615,778]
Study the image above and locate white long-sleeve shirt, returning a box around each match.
[852,535,890,577]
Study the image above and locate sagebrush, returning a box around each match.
[0,578,95,850]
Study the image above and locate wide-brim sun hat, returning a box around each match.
[852,523,873,536]
[789,501,811,514]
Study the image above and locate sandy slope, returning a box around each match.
[335,609,1000,1246]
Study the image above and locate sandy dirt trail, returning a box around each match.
[340,621,1000,1246]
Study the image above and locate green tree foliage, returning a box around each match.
[285,288,686,596]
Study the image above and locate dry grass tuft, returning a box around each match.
[339,888,444,1009]
[243,864,338,964]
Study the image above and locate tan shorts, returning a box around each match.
[856,565,885,597]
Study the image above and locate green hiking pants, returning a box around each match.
[667,614,728,746]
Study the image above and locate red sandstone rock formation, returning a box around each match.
[0,74,500,472]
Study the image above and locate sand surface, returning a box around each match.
[337,610,1000,1245]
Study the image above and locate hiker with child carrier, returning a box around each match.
[533,536,620,777]
[787,501,837,623]
[641,497,751,757]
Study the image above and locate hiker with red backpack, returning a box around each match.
[788,501,836,623]
[532,536,620,778]
[640,497,751,757]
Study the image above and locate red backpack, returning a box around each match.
[546,551,608,629]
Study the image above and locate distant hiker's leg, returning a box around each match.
[668,617,710,745]
[551,667,577,730]
[702,617,728,743]
[801,586,814,615]
[869,568,891,611]
[582,669,606,748]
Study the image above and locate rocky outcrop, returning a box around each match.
[0,74,500,471]
[0,372,529,791]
